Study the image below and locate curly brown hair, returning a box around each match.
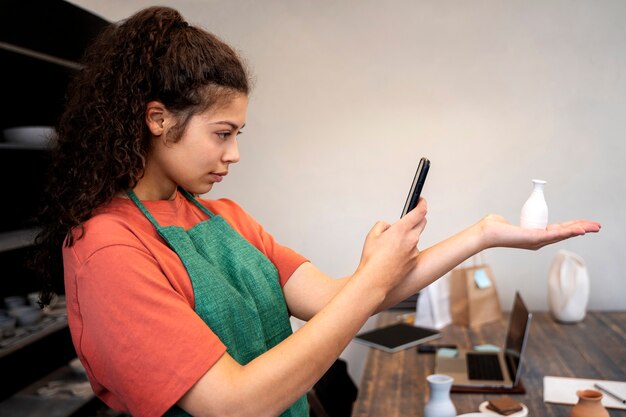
[34,6,250,305]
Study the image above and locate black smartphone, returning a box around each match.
[416,344,457,354]
[401,157,430,218]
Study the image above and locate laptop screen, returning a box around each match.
[504,292,532,385]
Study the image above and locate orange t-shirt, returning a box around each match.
[63,191,307,417]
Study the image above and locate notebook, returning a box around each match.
[435,291,532,388]
[354,322,441,353]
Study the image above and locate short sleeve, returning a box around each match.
[67,243,226,417]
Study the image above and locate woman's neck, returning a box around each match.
[117,184,178,201]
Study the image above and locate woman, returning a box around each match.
[35,6,600,417]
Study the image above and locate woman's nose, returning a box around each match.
[223,138,240,163]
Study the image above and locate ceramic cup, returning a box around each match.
[4,295,26,310]
[0,315,17,338]
[27,292,41,307]
[8,305,43,327]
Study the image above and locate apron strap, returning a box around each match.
[126,189,162,227]
[126,188,215,229]
[179,189,214,218]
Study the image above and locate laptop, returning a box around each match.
[434,291,532,388]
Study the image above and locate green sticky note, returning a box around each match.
[474,269,491,289]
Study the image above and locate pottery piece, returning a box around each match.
[4,295,26,310]
[570,389,609,417]
[0,315,17,338]
[8,305,43,326]
[548,250,589,323]
[520,179,548,229]
[424,374,456,417]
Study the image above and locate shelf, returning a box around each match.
[0,315,68,359]
[0,228,39,252]
[0,41,82,70]
[0,142,51,151]
[0,1,110,63]
[0,364,96,417]
[0,1,112,412]
[0,47,76,129]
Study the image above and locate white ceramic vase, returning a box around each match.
[520,179,548,229]
[548,250,590,323]
[424,374,457,417]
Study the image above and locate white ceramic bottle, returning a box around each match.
[424,374,457,417]
[520,179,548,229]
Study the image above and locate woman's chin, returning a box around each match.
[186,183,213,196]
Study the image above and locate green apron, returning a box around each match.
[127,189,309,417]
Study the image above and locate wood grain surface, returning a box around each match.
[352,311,626,417]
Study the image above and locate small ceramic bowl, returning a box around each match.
[27,292,41,307]
[0,315,17,338]
[4,295,26,310]
[9,306,43,327]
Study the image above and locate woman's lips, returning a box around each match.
[210,173,226,182]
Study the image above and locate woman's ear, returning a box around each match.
[145,101,169,137]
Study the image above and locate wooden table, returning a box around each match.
[352,311,626,416]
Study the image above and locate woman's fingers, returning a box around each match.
[358,198,428,288]
[482,215,601,250]
[534,220,600,248]
[399,198,428,230]
[367,220,391,239]
[547,220,601,233]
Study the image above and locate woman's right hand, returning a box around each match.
[356,198,428,292]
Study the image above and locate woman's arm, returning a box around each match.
[376,214,601,311]
[177,204,600,417]
[177,200,429,417]
[280,214,601,319]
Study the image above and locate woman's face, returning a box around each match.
[141,93,248,200]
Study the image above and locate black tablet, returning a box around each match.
[354,323,441,353]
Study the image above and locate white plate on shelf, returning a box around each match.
[2,126,56,147]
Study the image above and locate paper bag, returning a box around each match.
[415,273,452,329]
[450,264,502,327]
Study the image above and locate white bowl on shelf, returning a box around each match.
[3,295,26,310]
[2,126,56,146]
[0,315,17,338]
[8,305,44,326]
[27,291,41,307]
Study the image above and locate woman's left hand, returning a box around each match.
[478,214,601,251]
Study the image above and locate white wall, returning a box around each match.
[70,0,626,382]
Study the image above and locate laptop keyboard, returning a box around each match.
[466,353,504,381]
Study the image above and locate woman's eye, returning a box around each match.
[216,130,243,140]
